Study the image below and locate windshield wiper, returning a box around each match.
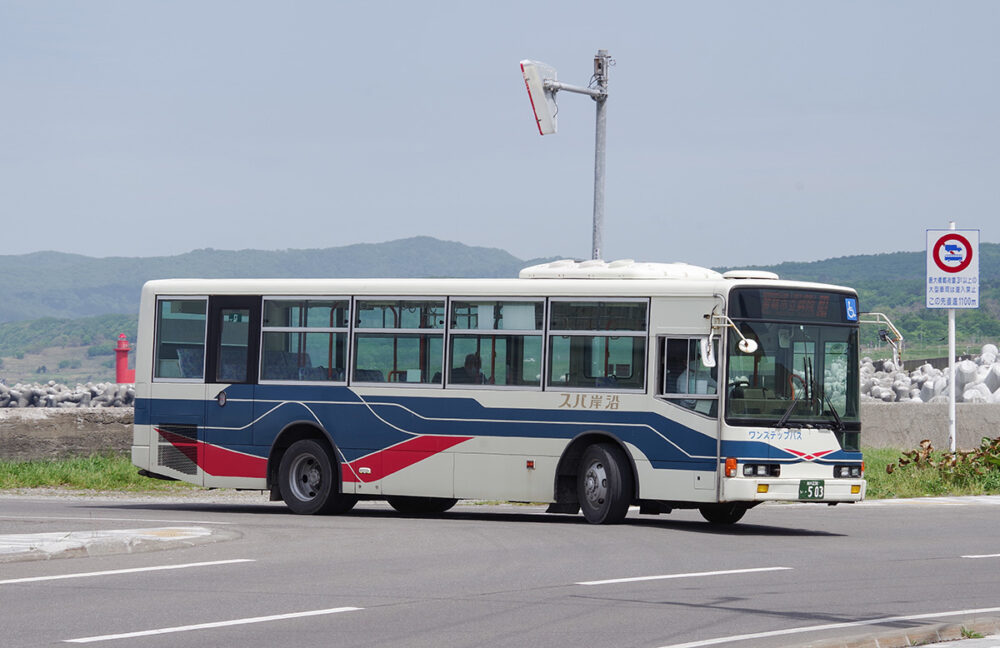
[821,390,844,432]
[775,398,799,429]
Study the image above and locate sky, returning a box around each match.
[2,1,998,268]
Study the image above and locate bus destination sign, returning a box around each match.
[730,289,857,324]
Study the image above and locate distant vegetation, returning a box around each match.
[0,314,137,359]
[0,238,996,383]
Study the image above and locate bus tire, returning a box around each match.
[278,439,357,515]
[699,503,747,525]
[386,496,458,515]
[577,443,633,525]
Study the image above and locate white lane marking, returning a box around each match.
[962,553,1000,559]
[577,566,792,586]
[656,606,1000,648]
[0,515,237,525]
[1,559,254,585]
[64,606,363,643]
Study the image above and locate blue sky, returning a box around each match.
[2,1,997,267]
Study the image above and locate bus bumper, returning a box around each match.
[720,477,866,503]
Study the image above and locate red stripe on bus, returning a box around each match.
[202,443,268,478]
[157,427,468,482]
[343,435,472,483]
[156,427,267,479]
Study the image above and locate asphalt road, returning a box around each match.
[1,493,999,648]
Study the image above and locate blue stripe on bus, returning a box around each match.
[136,385,863,468]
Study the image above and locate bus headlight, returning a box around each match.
[835,465,862,478]
[742,464,780,477]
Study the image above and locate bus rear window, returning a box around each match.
[154,298,207,380]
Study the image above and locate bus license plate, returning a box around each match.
[799,480,825,500]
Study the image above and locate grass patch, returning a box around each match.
[0,454,198,492]
[863,444,1000,499]
[3,447,1000,500]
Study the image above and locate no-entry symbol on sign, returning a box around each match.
[926,228,979,309]
[931,233,973,273]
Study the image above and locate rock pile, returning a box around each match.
[0,381,134,408]
[862,344,1000,403]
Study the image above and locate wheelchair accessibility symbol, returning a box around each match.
[844,298,858,321]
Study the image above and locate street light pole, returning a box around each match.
[591,49,610,261]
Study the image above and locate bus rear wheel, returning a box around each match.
[278,439,357,515]
[386,496,458,515]
[577,443,633,525]
[699,503,748,525]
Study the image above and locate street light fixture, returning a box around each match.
[520,50,612,260]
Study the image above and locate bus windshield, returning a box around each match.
[725,320,860,437]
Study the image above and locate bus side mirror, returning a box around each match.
[738,338,758,354]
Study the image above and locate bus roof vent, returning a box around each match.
[519,259,723,280]
[722,270,780,280]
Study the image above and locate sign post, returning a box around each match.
[926,223,980,452]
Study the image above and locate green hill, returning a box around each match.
[0,236,557,323]
[0,238,996,383]
[0,237,557,383]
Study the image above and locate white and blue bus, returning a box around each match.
[131,260,865,524]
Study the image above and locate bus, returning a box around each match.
[131,259,865,524]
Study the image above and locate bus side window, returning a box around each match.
[261,299,349,383]
[546,300,648,391]
[663,338,688,394]
[660,336,718,416]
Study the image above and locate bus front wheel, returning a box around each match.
[577,443,633,524]
[278,439,357,515]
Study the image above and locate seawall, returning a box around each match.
[0,409,132,461]
[859,402,1000,450]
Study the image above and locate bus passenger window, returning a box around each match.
[353,299,445,385]
[546,300,648,391]
[448,300,543,388]
[260,299,349,382]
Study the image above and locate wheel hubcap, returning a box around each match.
[289,454,322,501]
[584,460,608,508]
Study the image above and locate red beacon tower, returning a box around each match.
[115,333,136,384]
